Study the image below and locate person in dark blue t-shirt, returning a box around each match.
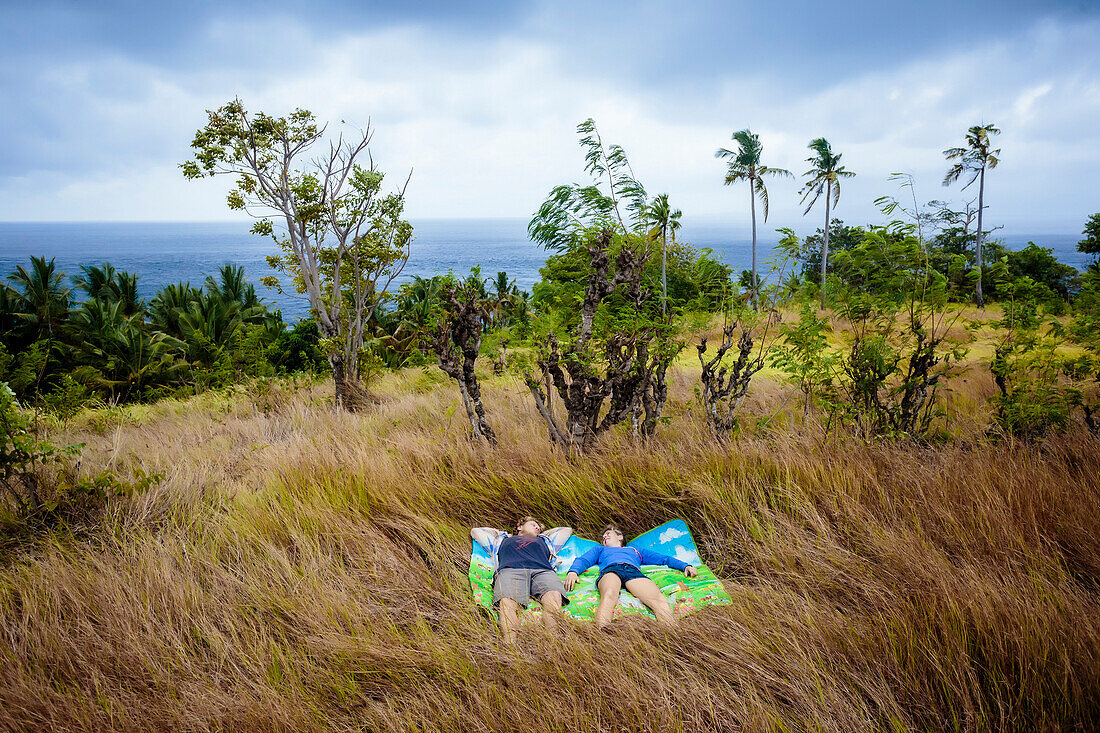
[471,516,571,645]
[565,523,697,627]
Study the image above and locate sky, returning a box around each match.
[1,0,1098,233]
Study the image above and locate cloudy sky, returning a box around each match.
[1,0,1097,232]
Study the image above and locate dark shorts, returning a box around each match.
[492,568,569,608]
[598,563,648,584]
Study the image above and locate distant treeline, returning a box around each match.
[0,211,1097,416]
[0,239,734,410]
[785,220,1084,312]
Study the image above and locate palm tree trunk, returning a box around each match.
[820,180,832,311]
[976,166,985,308]
[661,223,668,315]
[749,179,758,310]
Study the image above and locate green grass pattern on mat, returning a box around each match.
[469,558,731,621]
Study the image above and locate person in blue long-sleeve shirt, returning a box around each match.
[564,524,698,627]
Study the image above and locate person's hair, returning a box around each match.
[602,524,624,538]
[515,515,540,531]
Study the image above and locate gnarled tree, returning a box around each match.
[182,99,412,408]
[697,324,767,439]
[526,119,683,452]
[525,232,679,452]
[430,277,496,446]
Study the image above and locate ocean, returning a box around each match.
[0,220,1087,319]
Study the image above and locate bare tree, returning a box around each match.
[182,99,412,408]
[697,325,767,439]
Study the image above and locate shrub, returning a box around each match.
[269,319,327,374]
[0,383,82,519]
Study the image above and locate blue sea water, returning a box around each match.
[0,220,1087,319]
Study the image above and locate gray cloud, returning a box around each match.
[0,3,1096,233]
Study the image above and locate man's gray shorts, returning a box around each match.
[492,568,569,608]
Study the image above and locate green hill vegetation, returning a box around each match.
[1,351,1099,730]
[2,108,1100,730]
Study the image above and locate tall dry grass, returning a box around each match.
[0,364,1098,731]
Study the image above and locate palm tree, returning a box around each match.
[8,256,71,341]
[0,284,22,341]
[644,193,683,313]
[76,262,144,317]
[106,325,183,401]
[943,124,1000,307]
[800,138,855,309]
[177,293,247,366]
[205,263,262,312]
[715,130,791,308]
[149,282,202,338]
[489,271,518,327]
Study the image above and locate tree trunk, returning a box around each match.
[820,180,832,311]
[749,178,758,310]
[330,352,347,409]
[976,166,985,308]
[661,223,668,315]
[461,341,497,446]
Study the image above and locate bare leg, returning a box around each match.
[595,573,622,629]
[625,577,674,625]
[539,591,563,633]
[498,597,521,645]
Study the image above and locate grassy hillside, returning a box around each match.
[1,346,1099,731]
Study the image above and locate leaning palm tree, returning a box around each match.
[715,130,791,308]
[644,193,683,313]
[800,138,855,309]
[943,124,1000,307]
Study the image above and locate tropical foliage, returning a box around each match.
[716,129,791,307]
[0,260,315,409]
[800,137,855,309]
[943,124,1001,306]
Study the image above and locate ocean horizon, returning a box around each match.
[0,220,1087,319]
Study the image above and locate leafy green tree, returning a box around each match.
[943,124,1001,307]
[771,301,837,416]
[529,118,648,253]
[429,272,497,446]
[269,320,327,374]
[642,193,682,314]
[800,138,855,310]
[1077,213,1100,271]
[794,220,864,287]
[716,129,791,308]
[526,121,682,451]
[1004,243,1079,303]
[1070,216,1100,353]
[182,99,412,408]
[989,272,1077,439]
[830,229,962,438]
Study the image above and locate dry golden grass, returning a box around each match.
[1,359,1098,731]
